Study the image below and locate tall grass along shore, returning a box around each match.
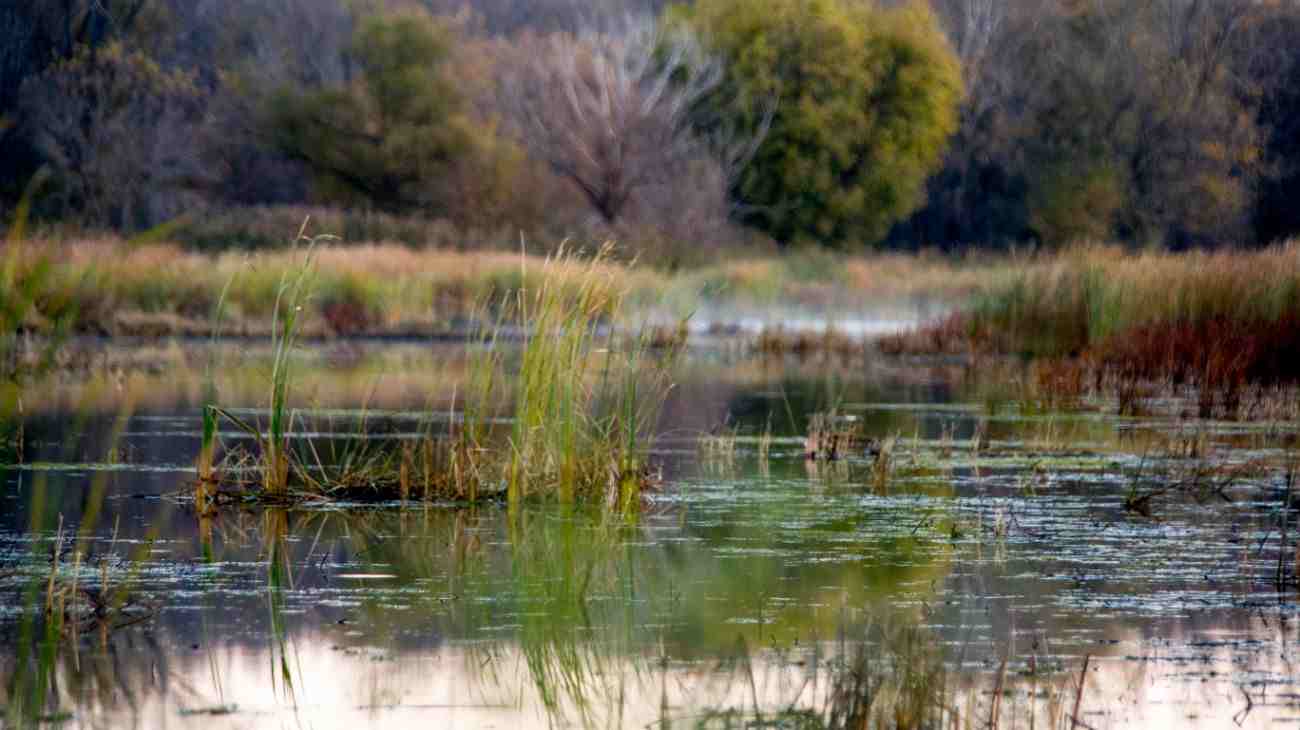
[890,242,1300,418]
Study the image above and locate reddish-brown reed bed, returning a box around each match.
[885,243,1300,418]
[1094,314,1300,417]
[1031,357,1093,411]
[755,325,863,358]
[875,312,980,356]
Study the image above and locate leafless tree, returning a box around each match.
[211,0,354,87]
[498,16,759,224]
[2,1,150,151]
[419,0,670,35]
[932,0,1007,86]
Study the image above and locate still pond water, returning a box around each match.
[2,340,1300,728]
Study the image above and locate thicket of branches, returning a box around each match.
[2,0,1300,253]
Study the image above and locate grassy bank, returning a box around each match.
[1,236,1014,340]
[896,243,1300,417]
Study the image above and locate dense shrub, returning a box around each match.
[16,43,203,230]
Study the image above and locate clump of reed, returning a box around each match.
[4,511,157,728]
[1030,357,1092,411]
[869,435,896,492]
[699,421,740,473]
[39,543,155,638]
[804,412,877,461]
[501,244,677,509]
[197,244,678,511]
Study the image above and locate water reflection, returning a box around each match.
[4,343,1300,727]
[6,607,1299,728]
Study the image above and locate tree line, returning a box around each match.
[1,0,1298,252]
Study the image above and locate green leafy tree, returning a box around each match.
[673,0,963,248]
[265,10,488,215]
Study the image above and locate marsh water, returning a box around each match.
[3,339,1300,728]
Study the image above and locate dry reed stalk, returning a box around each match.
[989,653,1008,730]
[1070,655,1091,730]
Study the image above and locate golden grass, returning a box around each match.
[3,237,1023,339]
[26,238,649,334]
[965,241,1300,353]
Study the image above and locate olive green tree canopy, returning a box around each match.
[265,11,473,212]
[673,0,963,248]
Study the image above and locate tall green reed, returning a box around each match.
[204,223,325,497]
[262,224,321,494]
[196,241,677,510]
[503,245,679,511]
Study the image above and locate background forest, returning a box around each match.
[2,0,1299,260]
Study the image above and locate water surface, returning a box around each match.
[3,340,1299,728]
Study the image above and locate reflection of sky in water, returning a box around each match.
[5,625,1297,729]
[2,343,1300,727]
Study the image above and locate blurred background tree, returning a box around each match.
[266,12,475,212]
[496,18,725,224]
[2,0,1300,255]
[893,0,1283,251]
[17,43,203,230]
[673,0,963,248]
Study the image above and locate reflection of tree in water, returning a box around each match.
[269,501,954,726]
[4,491,1296,728]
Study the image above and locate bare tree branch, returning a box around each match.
[498,16,746,223]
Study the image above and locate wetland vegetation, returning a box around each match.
[4,329,1300,728]
[7,0,1300,728]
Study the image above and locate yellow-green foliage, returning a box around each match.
[1017,0,1265,248]
[674,0,963,248]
